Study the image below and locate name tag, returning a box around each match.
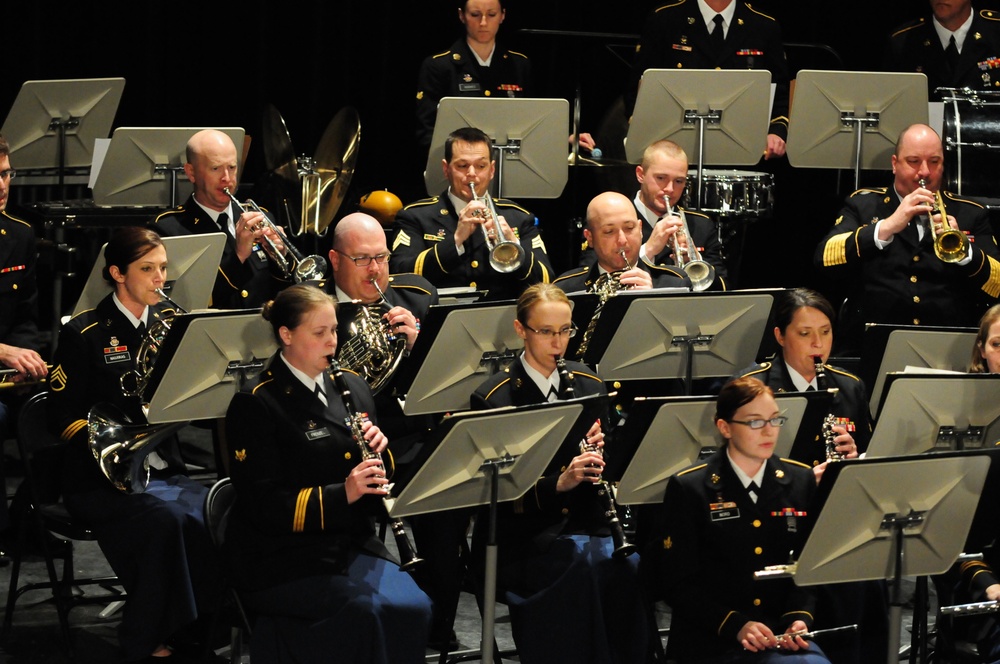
[458,82,481,92]
[305,427,331,440]
[104,352,131,364]
[711,509,740,522]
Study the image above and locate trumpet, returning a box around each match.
[0,364,52,390]
[223,187,327,282]
[557,357,636,558]
[468,182,525,273]
[665,201,715,291]
[918,178,969,263]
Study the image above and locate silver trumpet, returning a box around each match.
[665,201,715,291]
[223,187,327,282]
[468,182,524,273]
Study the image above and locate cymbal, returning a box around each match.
[261,104,299,188]
[304,106,360,235]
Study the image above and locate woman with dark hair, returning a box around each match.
[970,304,1000,373]
[469,282,650,664]
[49,226,218,662]
[736,287,871,465]
[224,283,431,663]
[653,377,829,664]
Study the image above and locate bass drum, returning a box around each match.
[943,93,1000,199]
[681,169,774,218]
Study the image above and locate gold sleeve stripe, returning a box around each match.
[433,244,448,273]
[317,486,324,530]
[984,256,1000,298]
[392,231,411,251]
[293,487,313,532]
[781,610,815,621]
[61,419,88,441]
[718,611,738,636]
[414,248,432,275]
[823,232,852,266]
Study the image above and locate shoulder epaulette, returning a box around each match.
[402,196,439,210]
[980,9,1000,22]
[677,462,707,476]
[745,2,776,21]
[572,370,602,384]
[826,366,861,382]
[654,0,686,13]
[507,50,529,60]
[890,17,927,38]
[649,264,687,279]
[780,457,812,470]
[493,198,532,215]
[388,278,433,296]
[483,377,511,402]
[153,207,185,222]
[682,208,711,221]
[251,377,275,394]
[849,187,888,198]
[741,362,771,378]
[1,211,31,228]
[431,49,452,59]
[553,268,588,283]
[944,191,986,209]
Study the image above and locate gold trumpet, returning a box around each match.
[0,364,52,390]
[918,179,969,263]
[223,187,327,282]
[468,182,525,273]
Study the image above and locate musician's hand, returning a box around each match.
[0,344,47,381]
[879,186,934,241]
[345,457,390,504]
[764,134,786,160]
[484,214,515,246]
[644,215,683,259]
[931,212,962,235]
[986,583,1000,602]
[456,199,488,246]
[812,461,827,485]
[262,224,286,258]
[832,426,858,459]
[235,210,267,262]
[777,621,811,651]
[384,306,419,352]
[557,449,605,492]
[618,267,653,290]
[361,420,388,455]
[738,621,779,652]
[585,419,603,442]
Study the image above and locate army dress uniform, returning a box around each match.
[415,38,531,149]
[390,193,552,302]
[0,209,41,353]
[625,0,790,141]
[735,354,872,466]
[469,358,651,664]
[553,257,691,293]
[150,196,292,309]
[884,8,1000,98]
[655,450,825,663]
[815,186,1000,350]
[225,357,431,663]
[47,294,217,662]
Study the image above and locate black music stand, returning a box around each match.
[568,289,779,395]
[92,127,245,207]
[860,324,977,417]
[142,310,276,424]
[866,373,1000,457]
[785,70,928,190]
[423,97,569,199]
[70,233,225,318]
[760,453,990,664]
[389,395,607,664]
[1,77,125,196]
[396,299,520,416]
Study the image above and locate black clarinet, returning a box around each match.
[814,355,844,462]
[329,359,424,572]
[557,358,637,559]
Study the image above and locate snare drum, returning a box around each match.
[943,92,1000,197]
[681,169,774,218]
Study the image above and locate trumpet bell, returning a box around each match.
[490,240,525,273]
[684,259,717,292]
[294,254,328,282]
[935,227,970,263]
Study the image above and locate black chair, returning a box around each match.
[2,391,123,654]
[203,477,252,664]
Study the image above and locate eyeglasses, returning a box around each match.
[523,324,578,339]
[0,170,16,181]
[728,416,789,430]
[345,252,391,267]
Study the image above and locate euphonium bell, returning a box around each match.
[469,183,525,273]
[919,179,970,263]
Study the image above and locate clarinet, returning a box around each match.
[814,356,844,463]
[557,357,637,559]
[329,359,424,572]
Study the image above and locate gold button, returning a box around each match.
[677,63,683,68]
[241,289,249,298]
[344,452,352,460]
[913,256,920,262]
[754,547,763,555]
[469,282,477,289]
[12,284,17,290]
[914,318,921,325]
[715,66,722,70]
[484,90,491,97]
[561,465,568,472]
[913,296,920,303]
[613,381,621,389]
[471,260,479,268]
[910,276,917,283]
[752,519,761,528]
[753,598,761,606]
[561,508,569,515]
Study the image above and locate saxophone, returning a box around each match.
[335,279,407,395]
[814,356,845,463]
[557,357,636,558]
[574,250,633,360]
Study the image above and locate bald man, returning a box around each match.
[150,128,292,309]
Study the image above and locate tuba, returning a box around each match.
[335,279,406,395]
[88,403,188,493]
[918,179,970,263]
[121,288,187,405]
[575,250,633,360]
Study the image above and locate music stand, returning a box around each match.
[70,233,226,318]
[866,374,1000,457]
[92,127,245,207]
[142,310,276,424]
[389,395,606,664]
[1,77,125,194]
[397,300,520,416]
[423,97,569,199]
[785,70,928,190]
[860,324,977,417]
[570,289,778,394]
[769,453,989,664]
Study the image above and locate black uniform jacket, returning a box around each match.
[470,359,612,558]
[415,38,531,149]
[224,357,391,591]
[815,185,1000,337]
[735,354,874,466]
[150,196,291,309]
[626,0,790,140]
[0,209,41,350]
[390,192,552,302]
[553,258,691,294]
[656,450,817,661]
[884,9,1000,98]
[48,294,185,495]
